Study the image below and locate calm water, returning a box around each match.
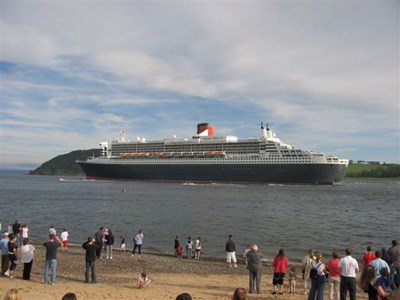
[0,175,398,262]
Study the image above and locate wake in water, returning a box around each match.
[182,182,247,188]
[58,178,96,182]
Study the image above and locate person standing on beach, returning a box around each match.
[0,232,10,276]
[327,251,340,300]
[362,246,375,267]
[338,248,359,300]
[289,266,298,294]
[49,225,56,236]
[7,234,19,278]
[243,245,251,267]
[186,237,193,259]
[174,236,180,257]
[195,237,202,260]
[105,229,114,259]
[272,248,288,295]
[369,250,390,278]
[21,224,28,237]
[303,249,316,295]
[387,240,400,288]
[43,233,62,284]
[94,227,104,259]
[12,220,21,237]
[225,235,237,268]
[61,228,69,251]
[132,229,144,257]
[18,238,35,280]
[246,244,262,294]
[307,251,326,300]
[82,237,100,283]
[120,235,126,253]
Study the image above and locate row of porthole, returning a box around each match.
[115,159,314,164]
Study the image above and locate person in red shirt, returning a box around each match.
[272,248,288,295]
[327,251,340,300]
[362,246,376,266]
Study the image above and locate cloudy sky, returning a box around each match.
[1,0,399,169]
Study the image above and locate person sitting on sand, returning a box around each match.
[137,272,151,288]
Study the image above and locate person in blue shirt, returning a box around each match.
[0,232,10,276]
[370,250,391,278]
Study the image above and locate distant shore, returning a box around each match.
[0,245,380,300]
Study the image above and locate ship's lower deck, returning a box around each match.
[77,160,348,184]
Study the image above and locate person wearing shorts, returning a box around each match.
[120,235,126,253]
[225,235,237,268]
[61,229,68,251]
[272,248,288,294]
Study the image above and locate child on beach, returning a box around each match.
[177,245,183,258]
[61,228,69,251]
[137,272,151,288]
[289,265,297,294]
[120,235,126,253]
[375,267,392,300]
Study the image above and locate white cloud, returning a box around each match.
[0,21,58,67]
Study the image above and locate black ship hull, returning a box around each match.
[77,161,347,184]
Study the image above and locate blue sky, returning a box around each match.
[1,0,399,169]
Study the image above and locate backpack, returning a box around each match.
[310,263,322,279]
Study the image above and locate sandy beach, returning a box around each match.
[0,245,382,300]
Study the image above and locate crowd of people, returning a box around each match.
[1,220,399,300]
[238,242,399,300]
[221,234,399,300]
[173,235,203,260]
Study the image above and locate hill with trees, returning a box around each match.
[29,149,101,175]
[346,163,400,178]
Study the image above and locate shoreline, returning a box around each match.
[1,245,378,300]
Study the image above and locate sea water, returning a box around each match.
[0,175,398,262]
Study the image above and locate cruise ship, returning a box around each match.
[77,123,349,184]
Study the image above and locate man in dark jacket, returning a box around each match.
[94,227,104,259]
[82,237,100,283]
[225,234,237,268]
[247,244,262,294]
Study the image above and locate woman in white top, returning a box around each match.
[307,252,326,300]
[18,238,35,280]
[21,225,28,238]
[195,237,202,260]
